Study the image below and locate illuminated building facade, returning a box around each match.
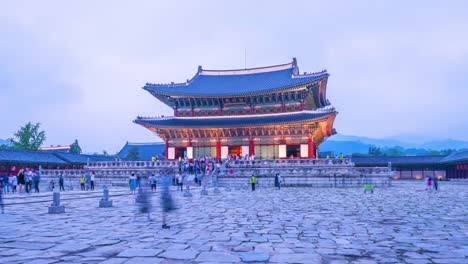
[135,58,337,160]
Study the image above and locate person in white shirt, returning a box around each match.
[90,172,96,190]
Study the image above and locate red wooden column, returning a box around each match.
[216,138,221,159]
[249,138,255,156]
[165,141,169,160]
[308,137,316,159]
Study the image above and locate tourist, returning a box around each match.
[0,180,4,214]
[274,173,279,188]
[48,180,55,191]
[25,169,32,193]
[129,173,137,194]
[80,175,85,190]
[177,174,183,192]
[278,174,282,190]
[426,176,432,191]
[85,172,91,191]
[160,172,174,229]
[149,173,157,192]
[90,171,95,191]
[11,174,17,193]
[59,174,65,191]
[433,176,439,191]
[151,156,156,162]
[251,175,257,191]
[137,184,153,221]
[33,169,40,193]
[2,175,9,194]
[17,169,25,193]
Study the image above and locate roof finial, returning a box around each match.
[197,65,203,74]
[292,57,297,67]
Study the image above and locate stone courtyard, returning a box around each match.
[0,182,467,264]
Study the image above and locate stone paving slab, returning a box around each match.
[0,182,467,263]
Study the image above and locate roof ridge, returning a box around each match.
[199,61,294,76]
[126,142,165,145]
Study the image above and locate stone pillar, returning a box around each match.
[99,187,113,207]
[48,192,65,214]
[308,138,316,159]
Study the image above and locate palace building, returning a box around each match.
[135,58,337,160]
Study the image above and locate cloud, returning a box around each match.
[0,0,467,153]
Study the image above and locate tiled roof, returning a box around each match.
[440,150,468,164]
[144,59,328,96]
[352,155,447,167]
[118,142,165,161]
[0,149,68,165]
[53,152,114,164]
[135,111,335,128]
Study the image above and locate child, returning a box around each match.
[426,177,432,191]
[49,180,55,191]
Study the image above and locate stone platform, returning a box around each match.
[0,182,467,263]
[39,158,393,188]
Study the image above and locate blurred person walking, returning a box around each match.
[160,172,174,229]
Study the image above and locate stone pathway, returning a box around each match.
[0,182,467,263]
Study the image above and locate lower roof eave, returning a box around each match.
[135,111,336,129]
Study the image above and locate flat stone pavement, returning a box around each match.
[0,181,467,264]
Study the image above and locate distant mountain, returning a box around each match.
[321,134,468,155]
[319,140,370,155]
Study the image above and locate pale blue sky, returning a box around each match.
[1,0,467,153]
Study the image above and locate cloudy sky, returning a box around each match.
[1,0,467,153]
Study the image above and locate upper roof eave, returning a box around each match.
[143,75,328,98]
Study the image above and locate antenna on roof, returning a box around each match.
[244,48,247,69]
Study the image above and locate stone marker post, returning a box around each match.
[99,186,113,207]
[48,192,65,214]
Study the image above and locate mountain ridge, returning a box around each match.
[321,134,468,155]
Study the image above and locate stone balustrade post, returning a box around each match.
[48,192,65,214]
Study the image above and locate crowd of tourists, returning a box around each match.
[0,168,42,194]
[78,171,96,191]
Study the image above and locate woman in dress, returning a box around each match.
[129,173,137,194]
[17,169,25,193]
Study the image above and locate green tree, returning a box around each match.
[427,149,440,155]
[386,147,404,156]
[368,146,383,156]
[102,150,109,156]
[69,139,82,154]
[0,144,11,150]
[125,146,140,160]
[9,122,46,150]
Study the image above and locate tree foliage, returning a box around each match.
[125,146,140,160]
[9,122,46,151]
[69,139,82,154]
[368,146,383,156]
